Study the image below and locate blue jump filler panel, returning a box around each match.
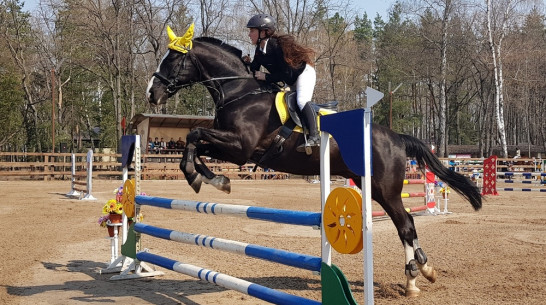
[121,135,138,168]
[320,109,371,177]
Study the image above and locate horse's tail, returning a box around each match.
[400,134,482,211]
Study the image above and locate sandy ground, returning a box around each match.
[0,178,545,305]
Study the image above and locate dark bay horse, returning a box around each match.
[146,26,482,297]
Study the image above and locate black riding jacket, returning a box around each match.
[249,37,306,86]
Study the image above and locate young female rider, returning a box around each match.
[243,14,319,150]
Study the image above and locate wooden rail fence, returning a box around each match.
[2,151,541,181]
[0,152,289,181]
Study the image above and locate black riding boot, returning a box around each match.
[297,103,320,153]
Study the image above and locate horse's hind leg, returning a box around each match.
[412,239,437,283]
[404,235,437,297]
[382,198,437,297]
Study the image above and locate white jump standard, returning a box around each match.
[66,149,96,200]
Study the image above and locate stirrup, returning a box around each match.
[296,136,320,155]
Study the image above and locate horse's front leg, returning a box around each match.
[180,127,250,193]
[194,154,231,194]
[180,143,203,193]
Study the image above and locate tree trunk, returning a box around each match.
[437,0,451,157]
[486,0,509,157]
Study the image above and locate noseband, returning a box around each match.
[153,50,191,94]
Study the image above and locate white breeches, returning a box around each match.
[294,64,316,110]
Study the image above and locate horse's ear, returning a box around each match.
[167,23,195,53]
[181,23,195,42]
[167,26,177,42]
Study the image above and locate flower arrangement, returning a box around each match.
[98,184,146,228]
[104,199,124,214]
[440,185,450,198]
[98,199,123,227]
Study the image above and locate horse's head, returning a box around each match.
[147,24,198,105]
[147,24,251,106]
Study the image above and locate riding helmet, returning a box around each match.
[246,14,277,32]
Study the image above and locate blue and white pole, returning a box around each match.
[137,251,321,305]
[135,196,321,227]
[134,223,322,272]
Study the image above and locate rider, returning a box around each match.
[243,14,319,150]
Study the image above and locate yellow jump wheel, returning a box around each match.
[324,187,363,254]
[122,179,136,218]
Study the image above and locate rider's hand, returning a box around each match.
[254,71,266,81]
[242,54,251,63]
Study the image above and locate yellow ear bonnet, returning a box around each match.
[167,23,195,53]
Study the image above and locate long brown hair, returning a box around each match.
[275,34,315,68]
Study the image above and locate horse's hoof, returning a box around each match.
[209,175,231,194]
[422,268,437,283]
[187,172,202,193]
[405,287,420,297]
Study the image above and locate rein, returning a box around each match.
[153,49,266,110]
[152,73,254,94]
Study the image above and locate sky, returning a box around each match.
[22,0,393,20]
[355,0,393,19]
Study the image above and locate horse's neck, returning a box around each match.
[194,42,260,104]
[195,43,247,79]
[199,60,258,100]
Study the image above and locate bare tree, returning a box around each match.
[404,0,457,157]
[0,0,43,151]
[485,0,525,157]
[247,0,322,36]
[198,0,228,36]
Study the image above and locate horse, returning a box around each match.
[146,25,482,297]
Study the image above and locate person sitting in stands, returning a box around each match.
[153,137,161,154]
[176,137,186,151]
[160,138,167,153]
[148,137,154,152]
[168,138,176,153]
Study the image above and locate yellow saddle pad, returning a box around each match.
[274,91,336,133]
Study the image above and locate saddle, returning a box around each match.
[275,91,338,131]
[255,91,337,167]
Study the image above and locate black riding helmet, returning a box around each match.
[246,14,277,32]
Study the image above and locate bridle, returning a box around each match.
[152,49,267,110]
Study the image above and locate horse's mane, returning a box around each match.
[194,37,243,59]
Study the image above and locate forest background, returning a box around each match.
[0,0,544,158]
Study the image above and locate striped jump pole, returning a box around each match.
[371,203,433,217]
[135,196,321,227]
[401,192,426,198]
[496,188,546,192]
[347,173,432,217]
[137,251,321,305]
[501,180,545,184]
[347,178,425,186]
[403,179,426,184]
[134,223,322,272]
[497,172,546,178]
